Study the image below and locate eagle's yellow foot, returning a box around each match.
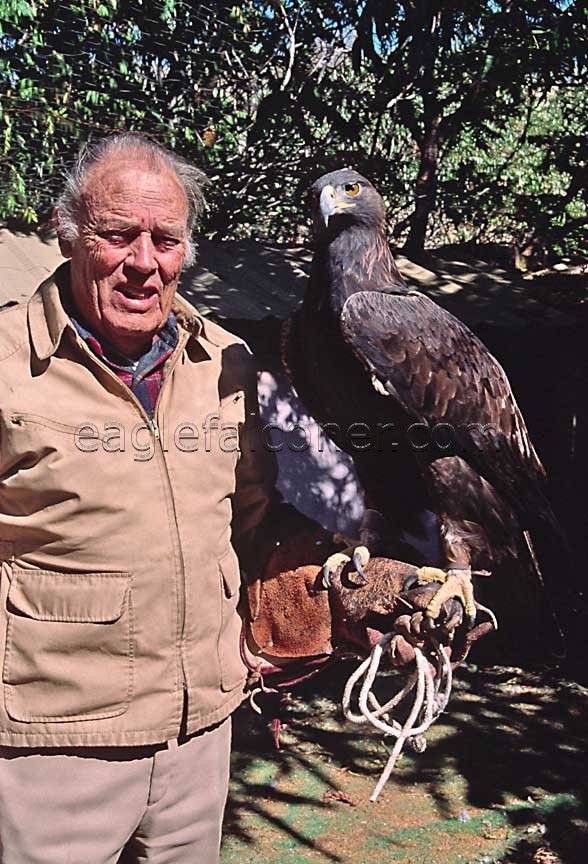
[321,545,370,589]
[416,566,477,629]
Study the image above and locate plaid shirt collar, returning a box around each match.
[71,313,179,378]
[71,314,179,418]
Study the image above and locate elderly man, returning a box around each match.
[0,133,275,862]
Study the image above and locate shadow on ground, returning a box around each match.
[222,662,588,863]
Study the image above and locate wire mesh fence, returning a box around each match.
[1,2,586,251]
[0,0,382,239]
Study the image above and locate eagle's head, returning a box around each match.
[310,168,386,240]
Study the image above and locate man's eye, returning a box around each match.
[155,236,181,249]
[101,231,127,244]
[344,182,360,196]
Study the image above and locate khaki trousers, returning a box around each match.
[0,718,231,864]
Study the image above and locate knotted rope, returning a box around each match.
[342,633,453,802]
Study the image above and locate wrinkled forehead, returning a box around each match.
[81,152,189,221]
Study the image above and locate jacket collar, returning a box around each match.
[28,262,207,361]
[28,262,74,360]
[172,291,205,341]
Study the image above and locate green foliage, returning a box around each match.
[0,0,263,222]
[0,0,586,261]
[343,0,587,249]
[439,87,587,258]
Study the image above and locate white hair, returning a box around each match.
[56,133,209,266]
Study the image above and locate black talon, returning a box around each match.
[422,614,436,632]
[352,550,369,585]
[443,599,464,631]
[402,571,419,592]
[321,564,333,589]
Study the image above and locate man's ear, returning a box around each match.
[53,207,73,258]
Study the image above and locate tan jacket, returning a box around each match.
[0,263,275,747]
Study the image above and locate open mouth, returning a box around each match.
[118,284,157,299]
[114,284,159,310]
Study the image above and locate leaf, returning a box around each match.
[22,205,38,224]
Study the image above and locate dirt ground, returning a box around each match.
[222,662,588,864]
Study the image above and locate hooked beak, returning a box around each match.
[319,184,356,227]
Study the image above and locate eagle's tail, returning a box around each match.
[524,508,588,669]
[469,501,571,664]
[522,522,567,658]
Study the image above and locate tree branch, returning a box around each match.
[276,1,300,91]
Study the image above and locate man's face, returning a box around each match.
[60,154,190,356]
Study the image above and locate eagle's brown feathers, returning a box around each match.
[283,168,566,655]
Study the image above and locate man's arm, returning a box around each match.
[231,380,279,579]
[220,340,280,581]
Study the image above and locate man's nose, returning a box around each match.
[128,234,156,273]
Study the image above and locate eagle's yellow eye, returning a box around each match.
[344,182,360,196]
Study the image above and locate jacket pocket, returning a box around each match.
[3,569,133,723]
[8,414,88,437]
[217,547,246,693]
[219,390,245,419]
[219,391,245,454]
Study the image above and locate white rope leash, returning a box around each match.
[342,633,453,802]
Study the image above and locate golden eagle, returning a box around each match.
[283,168,565,649]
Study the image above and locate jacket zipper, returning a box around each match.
[151,331,191,694]
[73,333,191,695]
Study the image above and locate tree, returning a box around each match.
[348,0,588,251]
[0,1,586,261]
[0,0,263,223]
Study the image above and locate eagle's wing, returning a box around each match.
[281,310,313,408]
[340,290,547,501]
